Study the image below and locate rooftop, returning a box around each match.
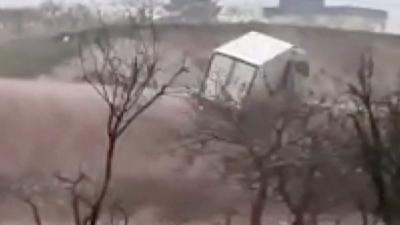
[264,0,388,20]
[214,31,293,66]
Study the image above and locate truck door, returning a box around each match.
[204,54,234,100]
[225,61,256,105]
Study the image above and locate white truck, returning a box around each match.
[200,31,310,107]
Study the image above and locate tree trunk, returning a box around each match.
[224,213,233,225]
[357,200,369,225]
[383,212,400,225]
[308,213,318,225]
[292,216,304,225]
[24,198,42,225]
[360,209,369,225]
[250,180,267,225]
[292,213,305,225]
[89,136,117,225]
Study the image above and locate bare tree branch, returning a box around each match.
[54,171,92,225]
[19,196,42,225]
[76,11,188,225]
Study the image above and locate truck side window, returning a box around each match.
[294,60,310,77]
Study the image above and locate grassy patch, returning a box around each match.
[0,37,78,78]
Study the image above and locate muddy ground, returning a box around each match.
[0,79,374,225]
[39,23,400,99]
[1,23,400,224]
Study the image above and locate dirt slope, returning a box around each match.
[1,23,400,223]
[0,78,244,223]
[151,23,400,97]
[0,78,196,176]
[45,23,400,98]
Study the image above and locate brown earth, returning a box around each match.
[152,23,400,97]
[47,23,400,98]
[2,23,400,224]
[0,77,277,225]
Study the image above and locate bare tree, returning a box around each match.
[20,196,43,225]
[65,4,95,30]
[272,101,353,225]
[54,171,93,225]
[109,201,130,225]
[19,11,187,225]
[276,164,316,225]
[186,94,319,225]
[348,54,400,224]
[12,177,49,225]
[77,19,187,225]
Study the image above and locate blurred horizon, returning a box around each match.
[1,0,400,34]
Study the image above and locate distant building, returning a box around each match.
[162,0,221,23]
[263,0,388,32]
[0,8,42,26]
[218,5,263,23]
[0,8,44,33]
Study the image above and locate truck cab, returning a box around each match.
[200,31,310,108]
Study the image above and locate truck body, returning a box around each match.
[201,31,310,107]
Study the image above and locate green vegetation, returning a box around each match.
[0,37,78,78]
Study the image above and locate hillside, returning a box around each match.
[0,23,399,224]
[1,22,400,96]
[146,23,400,97]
